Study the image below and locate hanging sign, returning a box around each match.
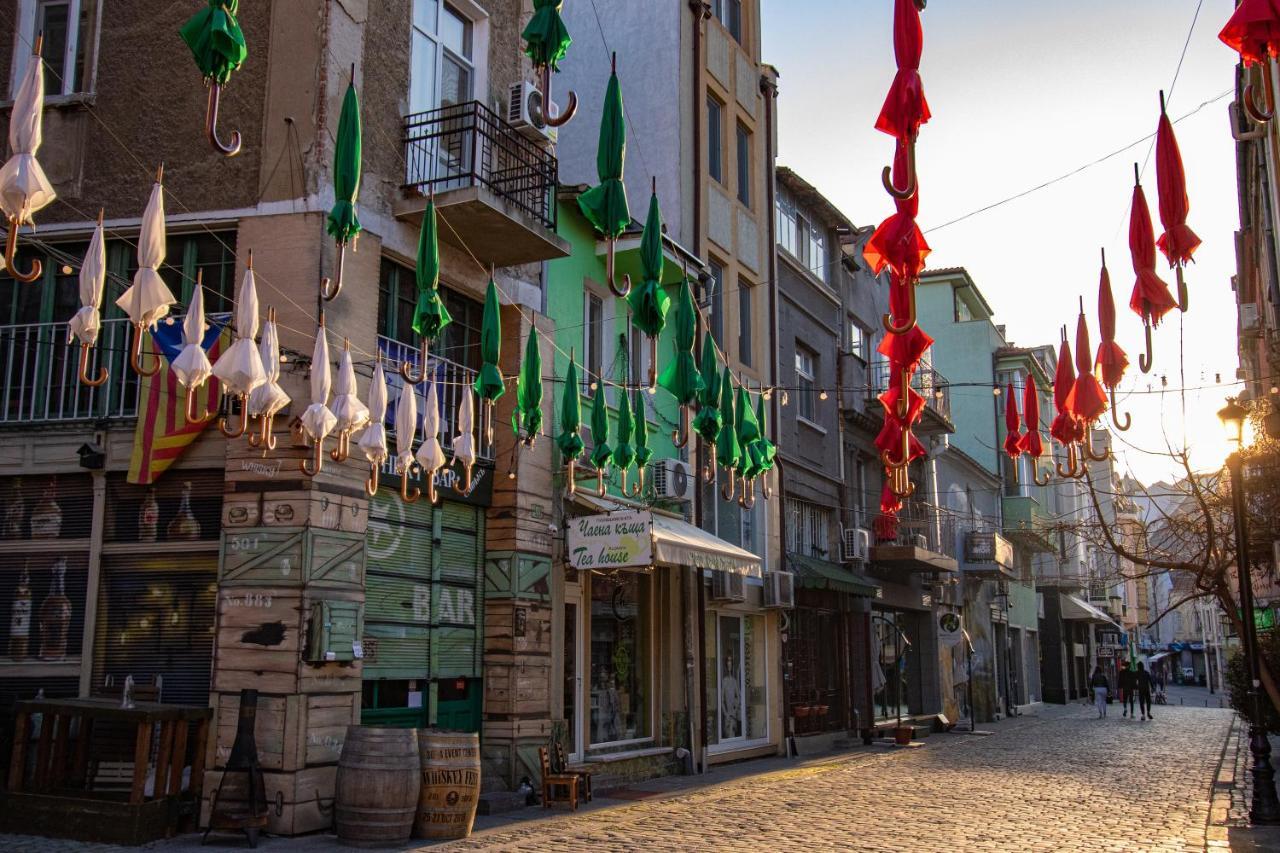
[566,511,652,571]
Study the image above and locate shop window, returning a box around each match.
[705,613,767,746]
[872,609,917,722]
[104,471,222,544]
[589,572,651,745]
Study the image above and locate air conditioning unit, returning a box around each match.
[652,458,694,503]
[711,570,746,603]
[841,527,870,564]
[910,533,929,550]
[763,571,795,609]
[506,81,557,144]
[1242,303,1261,332]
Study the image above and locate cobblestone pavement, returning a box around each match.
[0,702,1234,853]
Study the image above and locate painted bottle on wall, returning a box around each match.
[38,558,72,661]
[29,479,62,539]
[139,488,160,543]
[168,481,201,540]
[2,479,25,539]
[8,564,32,660]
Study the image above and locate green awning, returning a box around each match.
[786,553,881,597]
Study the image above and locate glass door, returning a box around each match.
[563,600,582,761]
[717,615,745,742]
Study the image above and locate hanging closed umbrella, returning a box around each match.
[171,276,215,424]
[1019,375,1046,467]
[401,197,452,383]
[0,39,56,282]
[417,381,447,504]
[180,0,247,155]
[321,77,362,301]
[715,368,740,501]
[357,359,388,496]
[473,277,504,445]
[613,383,636,495]
[454,385,478,495]
[116,168,176,377]
[558,352,586,495]
[394,369,419,502]
[865,142,930,336]
[875,0,931,200]
[212,256,267,437]
[1050,335,1085,480]
[628,183,671,391]
[658,277,703,447]
[1068,302,1108,428]
[1003,380,1022,465]
[300,317,337,476]
[735,384,761,507]
[631,389,652,497]
[69,212,108,387]
[1095,250,1130,432]
[329,341,370,463]
[589,383,611,498]
[1154,92,1201,312]
[522,0,577,127]
[1128,166,1178,374]
[692,331,722,450]
[578,56,631,297]
[247,308,290,451]
[512,326,543,447]
[750,392,777,499]
[1220,0,1280,122]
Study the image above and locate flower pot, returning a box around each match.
[893,726,913,746]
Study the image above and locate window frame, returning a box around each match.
[847,319,868,362]
[11,0,102,100]
[583,288,606,397]
[713,0,743,43]
[735,122,751,208]
[707,260,725,346]
[408,0,483,116]
[707,96,724,185]
[584,571,656,751]
[738,280,753,366]
[794,345,817,425]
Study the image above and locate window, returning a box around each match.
[13,0,98,98]
[736,124,751,207]
[776,191,798,258]
[707,261,724,345]
[795,346,816,423]
[738,282,753,366]
[375,257,482,371]
[954,289,975,323]
[707,97,724,184]
[785,497,832,559]
[584,290,604,395]
[848,320,868,361]
[589,572,651,744]
[410,1,475,115]
[808,222,828,283]
[704,614,767,749]
[713,0,743,43]
[775,190,828,283]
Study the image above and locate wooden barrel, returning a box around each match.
[335,726,420,847]
[414,729,481,840]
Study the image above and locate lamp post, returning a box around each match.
[1218,398,1280,824]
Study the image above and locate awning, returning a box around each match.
[786,553,881,597]
[650,513,761,577]
[1060,594,1119,627]
[1148,651,1172,663]
[566,506,761,577]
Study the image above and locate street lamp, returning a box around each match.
[1218,397,1280,824]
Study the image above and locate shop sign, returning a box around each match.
[938,612,963,646]
[567,511,652,571]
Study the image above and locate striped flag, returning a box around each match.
[127,316,230,485]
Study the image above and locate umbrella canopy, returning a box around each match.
[247,315,289,418]
[116,179,176,328]
[1003,381,1022,459]
[715,368,740,471]
[331,346,370,434]
[1154,110,1201,268]
[180,0,248,85]
[327,82,363,245]
[417,381,446,475]
[171,284,214,388]
[454,385,477,471]
[612,383,635,472]
[1019,375,1044,458]
[1128,181,1178,326]
[1095,259,1129,389]
[69,221,106,346]
[522,0,572,70]
[513,327,544,440]
[212,266,267,395]
[393,370,417,471]
[693,333,722,444]
[301,324,338,441]
[1219,0,1280,66]
[627,190,671,337]
[589,383,612,471]
[473,278,505,401]
[577,68,629,238]
[0,49,55,224]
[875,0,931,143]
[735,385,761,477]
[633,389,652,469]
[1068,311,1107,424]
[357,360,388,466]
[657,278,703,404]
[1049,338,1080,446]
[748,393,777,476]
[412,199,452,340]
[863,144,930,280]
[557,354,585,461]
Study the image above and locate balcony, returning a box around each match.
[959,529,1015,580]
[1002,494,1057,554]
[396,101,570,267]
[1,319,140,424]
[867,361,954,434]
[870,500,959,573]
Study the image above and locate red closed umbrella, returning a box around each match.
[1154,93,1200,312]
[1068,304,1107,425]
[864,142,931,283]
[1003,381,1022,459]
[1094,249,1131,431]
[875,0,930,200]
[1128,167,1178,373]
[1219,0,1280,67]
[1019,375,1044,460]
[1049,336,1080,447]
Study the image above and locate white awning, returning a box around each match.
[650,513,761,577]
[566,504,761,577]
[1061,594,1120,627]
[1148,651,1172,663]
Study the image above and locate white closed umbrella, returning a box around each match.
[300,318,337,476]
[394,374,419,502]
[454,384,477,494]
[69,214,107,387]
[247,308,290,451]
[416,381,446,503]
[357,360,388,495]
[329,341,370,463]
[0,43,56,283]
[171,278,214,423]
[212,259,267,437]
[116,169,175,376]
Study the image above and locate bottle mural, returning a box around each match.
[168,481,201,540]
[3,479,25,539]
[9,563,32,660]
[139,488,160,543]
[38,558,72,661]
[29,479,62,539]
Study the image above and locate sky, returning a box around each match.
[761,0,1244,485]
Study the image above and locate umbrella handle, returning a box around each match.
[459,460,475,496]
[365,460,379,497]
[184,383,214,424]
[879,425,913,470]
[885,464,915,500]
[400,338,430,384]
[672,406,692,449]
[720,467,736,502]
[1137,322,1154,374]
[426,466,439,505]
[880,135,918,201]
[1108,386,1131,432]
[896,367,912,419]
[1231,100,1268,141]
[648,335,658,394]
[702,454,716,484]
[881,279,918,335]
[1175,265,1188,313]
[400,462,421,503]
[330,430,351,463]
[1082,438,1109,463]
[594,463,606,498]
[129,323,161,377]
[1244,65,1275,124]
[248,412,279,450]
[4,217,43,283]
[1055,442,1080,479]
[538,64,578,128]
[738,475,755,510]
[761,469,773,500]
[566,459,577,497]
[606,240,632,298]
[78,342,109,387]
[320,244,347,302]
[1030,461,1051,487]
[218,395,248,438]
[300,437,324,476]
[205,83,243,157]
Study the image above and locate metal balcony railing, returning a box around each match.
[878,499,962,560]
[868,361,951,424]
[403,100,558,231]
[1,318,140,424]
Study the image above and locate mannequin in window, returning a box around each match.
[720,649,741,739]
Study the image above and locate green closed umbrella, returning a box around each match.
[715,368,739,499]
[578,60,631,297]
[322,79,362,300]
[522,0,572,70]
[692,332,722,444]
[628,188,671,389]
[633,389,652,469]
[412,199,451,340]
[181,0,247,155]
[749,393,777,482]
[658,278,702,446]
[735,385,761,478]
[613,383,635,474]
[512,327,543,446]
[473,278,504,444]
[590,383,611,495]
[558,354,584,493]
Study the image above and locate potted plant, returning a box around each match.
[893,725,913,746]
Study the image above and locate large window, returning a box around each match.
[707,261,725,346]
[13,0,98,98]
[795,345,817,423]
[584,290,605,394]
[738,282,753,366]
[410,1,475,114]
[776,190,828,283]
[736,124,751,207]
[707,97,724,184]
[376,258,483,371]
[590,572,651,745]
[713,0,743,43]
[705,613,767,748]
[785,497,832,559]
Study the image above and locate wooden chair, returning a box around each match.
[537,746,578,810]
[554,740,593,803]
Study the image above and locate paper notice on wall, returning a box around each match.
[408,691,424,709]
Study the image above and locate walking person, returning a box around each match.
[1090,666,1110,718]
[1118,660,1137,718]
[1136,661,1154,720]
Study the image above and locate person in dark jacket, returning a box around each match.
[1136,661,1154,721]
[1090,667,1110,718]
[1118,661,1138,718]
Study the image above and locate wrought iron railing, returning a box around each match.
[377,335,494,464]
[0,318,140,423]
[402,100,558,231]
[877,498,962,559]
[868,361,952,424]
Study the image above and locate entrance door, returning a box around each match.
[717,615,745,743]
[563,600,582,761]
